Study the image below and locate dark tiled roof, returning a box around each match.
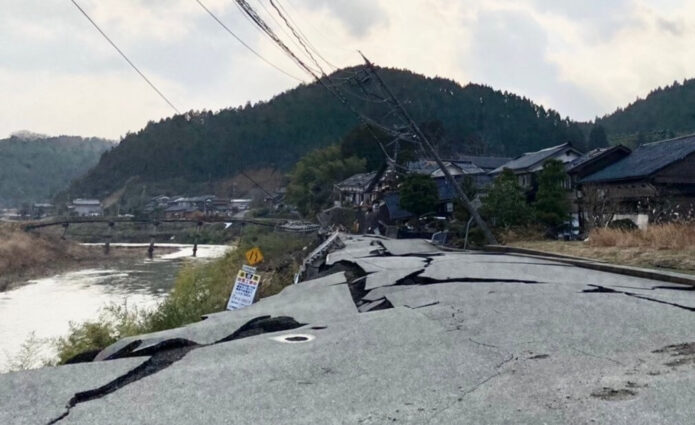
[382,192,414,220]
[449,161,485,174]
[567,145,631,175]
[567,148,611,170]
[581,135,695,183]
[448,155,512,170]
[336,172,377,189]
[490,143,579,174]
[405,160,440,175]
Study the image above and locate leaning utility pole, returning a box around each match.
[360,53,498,245]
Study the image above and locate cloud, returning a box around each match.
[464,9,602,120]
[2,0,695,138]
[299,0,389,37]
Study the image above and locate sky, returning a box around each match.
[2,0,695,140]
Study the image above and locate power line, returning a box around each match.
[268,0,326,74]
[195,0,305,82]
[274,0,339,70]
[69,0,180,114]
[251,0,320,70]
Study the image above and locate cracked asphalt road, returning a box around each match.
[2,234,695,424]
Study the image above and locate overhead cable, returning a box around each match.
[195,0,305,82]
[69,0,181,114]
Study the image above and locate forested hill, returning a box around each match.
[0,133,113,208]
[596,79,695,146]
[67,66,588,201]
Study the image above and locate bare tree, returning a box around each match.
[579,184,617,230]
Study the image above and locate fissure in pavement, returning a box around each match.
[46,316,305,425]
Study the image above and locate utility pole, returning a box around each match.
[360,53,498,245]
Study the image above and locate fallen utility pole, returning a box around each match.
[360,53,498,245]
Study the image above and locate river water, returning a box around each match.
[0,243,230,373]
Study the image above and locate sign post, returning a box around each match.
[226,266,261,310]
[245,247,264,266]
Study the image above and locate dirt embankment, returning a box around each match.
[0,223,152,292]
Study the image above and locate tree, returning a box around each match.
[533,159,570,228]
[399,174,439,217]
[339,124,388,171]
[588,125,608,149]
[579,184,616,230]
[481,169,532,228]
[286,145,366,217]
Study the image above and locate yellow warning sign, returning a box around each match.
[245,247,264,265]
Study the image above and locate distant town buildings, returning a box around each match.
[143,195,255,219]
[69,199,103,217]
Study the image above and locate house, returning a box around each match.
[376,176,478,225]
[164,195,232,219]
[334,171,379,207]
[31,203,55,218]
[490,143,584,189]
[69,199,102,217]
[579,135,695,228]
[567,145,632,187]
[144,195,171,214]
[448,155,512,173]
[562,145,633,229]
[230,199,253,212]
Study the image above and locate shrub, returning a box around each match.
[607,219,638,231]
[399,174,439,217]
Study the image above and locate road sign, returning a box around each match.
[226,269,261,310]
[245,247,264,265]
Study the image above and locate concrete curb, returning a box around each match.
[484,245,695,287]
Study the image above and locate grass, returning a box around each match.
[588,223,695,249]
[0,223,90,291]
[50,226,317,365]
[509,223,695,275]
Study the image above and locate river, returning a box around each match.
[0,243,230,373]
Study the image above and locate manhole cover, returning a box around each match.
[270,334,315,344]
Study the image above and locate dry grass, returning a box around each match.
[511,238,695,275]
[0,223,147,291]
[588,223,695,249]
[0,224,87,281]
[496,225,547,244]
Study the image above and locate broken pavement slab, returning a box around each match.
[377,238,440,256]
[96,272,354,360]
[0,358,147,425]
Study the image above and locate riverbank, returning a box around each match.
[0,224,175,292]
[53,226,319,364]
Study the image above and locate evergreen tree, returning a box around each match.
[588,125,608,149]
[339,124,388,171]
[286,145,365,217]
[481,169,532,229]
[399,174,438,217]
[533,159,570,228]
